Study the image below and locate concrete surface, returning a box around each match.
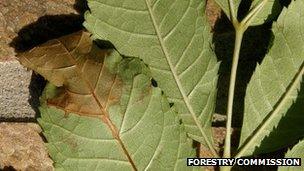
[0,60,38,119]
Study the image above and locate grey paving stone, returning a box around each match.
[0,60,39,119]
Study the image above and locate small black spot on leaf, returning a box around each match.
[179,119,183,125]
[151,78,158,87]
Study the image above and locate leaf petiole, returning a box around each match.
[228,0,237,26]
[223,0,268,160]
[223,27,245,159]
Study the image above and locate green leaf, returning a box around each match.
[214,0,241,21]
[214,0,281,26]
[18,31,196,170]
[253,82,304,154]
[278,140,304,171]
[84,0,220,154]
[238,0,304,157]
[250,0,281,25]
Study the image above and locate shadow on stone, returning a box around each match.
[2,166,17,171]
[10,14,84,53]
[28,73,46,119]
[10,0,89,53]
[74,0,89,15]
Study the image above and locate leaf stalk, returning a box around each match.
[223,0,269,161]
[228,0,238,27]
[223,27,244,159]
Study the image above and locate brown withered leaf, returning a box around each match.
[18,31,123,117]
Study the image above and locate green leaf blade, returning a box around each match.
[238,0,304,157]
[84,0,220,154]
[39,108,132,171]
[278,140,304,171]
[214,0,241,21]
[250,0,281,25]
[214,0,281,26]
[253,82,304,154]
[39,86,195,170]
[18,31,196,170]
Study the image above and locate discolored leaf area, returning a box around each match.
[215,0,281,26]
[18,31,196,170]
[84,0,220,155]
[19,31,124,117]
[237,0,304,157]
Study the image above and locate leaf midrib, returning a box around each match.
[144,0,216,156]
[56,35,138,171]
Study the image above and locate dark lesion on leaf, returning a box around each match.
[18,30,127,119]
[169,103,174,108]
[151,78,158,87]
[179,119,183,125]
[94,39,115,49]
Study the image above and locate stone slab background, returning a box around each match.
[0,123,53,171]
[0,0,87,119]
[0,0,86,170]
[0,61,36,119]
